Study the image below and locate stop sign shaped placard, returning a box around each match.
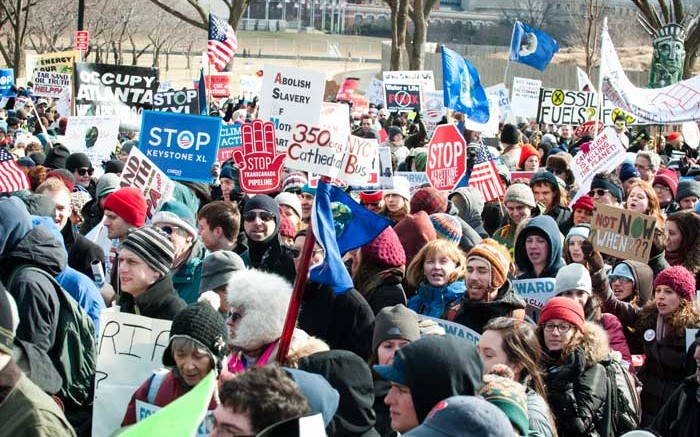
[426,124,466,191]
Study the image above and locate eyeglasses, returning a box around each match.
[243,211,275,222]
[543,322,572,333]
[588,189,609,197]
[653,185,671,193]
[609,275,633,284]
[76,167,94,176]
[158,225,179,236]
[227,310,243,321]
[635,164,651,171]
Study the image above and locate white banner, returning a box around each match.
[65,116,120,164]
[511,77,542,119]
[485,83,512,123]
[366,78,384,106]
[570,126,627,202]
[120,147,176,221]
[512,278,557,321]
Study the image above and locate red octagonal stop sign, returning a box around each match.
[426,124,466,191]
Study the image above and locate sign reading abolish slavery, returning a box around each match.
[139,111,221,183]
[120,147,175,220]
[153,89,199,114]
[92,311,172,437]
[32,71,71,98]
[217,124,242,161]
[258,65,326,150]
[511,77,541,118]
[512,278,557,321]
[384,83,422,112]
[74,63,159,129]
[590,203,655,263]
[232,119,286,194]
[65,115,120,164]
[423,315,481,346]
[570,126,627,202]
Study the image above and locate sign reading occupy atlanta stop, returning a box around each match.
[426,124,466,191]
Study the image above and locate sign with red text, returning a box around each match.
[590,202,655,263]
[32,71,71,98]
[204,73,231,98]
[76,30,89,51]
[336,77,359,101]
[570,126,627,202]
[426,124,466,191]
[384,83,422,112]
[231,119,285,194]
[120,147,175,221]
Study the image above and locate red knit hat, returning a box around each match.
[653,168,679,198]
[360,190,383,204]
[361,226,406,268]
[571,194,594,212]
[394,211,436,267]
[410,187,447,214]
[654,265,696,302]
[278,208,296,239]
[538,296,585,333]
[103,187,148,227]
[518,144,539,169]
[46,169,75,192]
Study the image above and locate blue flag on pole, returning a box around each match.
[509,21,559,71]
[198,68,207,115]
[441,46,490,124]
[310,180,391,294]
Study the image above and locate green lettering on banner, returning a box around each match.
[591,202,655,263]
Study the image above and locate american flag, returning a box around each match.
[208,13,238,72]
[467,144,505,202]
[0,148,30,193]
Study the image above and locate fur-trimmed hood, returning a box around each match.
[636,300,700,337]
[578,321,610,366]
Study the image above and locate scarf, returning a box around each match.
[665,249,685,268]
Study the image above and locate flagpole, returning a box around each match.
[503,61,511,89]
[31,104,53,149]
[504,20,517,87]
[596,17,608,130]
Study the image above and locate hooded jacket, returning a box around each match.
[450,278,527,334]
[449,188,488,238]
[241,236,296,284]
[514,215,565,279]
[117,275,186,321]
[408,279,465,319]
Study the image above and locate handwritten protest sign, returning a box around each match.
[153,89,199,114]
[120,147,175,220]
[92,311,172,437]
[423,316,481,346]
[232,119,286,194]
[0,69,15,97]
[139,111,221,183]
[513,278,557,321]
[570,127,627,202]
[537,88,600,125]
[217,124,242,161]
[382,70,435,93]
[65,115,120,163]
[135,401,213,437]
[590,203,655,263]
[32,71,71,98]
[239,75,262,99]
[258,65,325,150]
[486,83,512,123]
[682,122,700,150]
[511,77,541,119]
[26,50,79,79]
[204,73,231,98]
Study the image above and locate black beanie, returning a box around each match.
[103,159,125,174]
[44,144,71,170]
[66,153,92,171]
[676,180,700,202]
[0,281,13,355]
[244,194,280,223]
[500,124,521,145]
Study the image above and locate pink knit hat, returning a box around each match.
[654,265,696,302]
[361,226,406,268]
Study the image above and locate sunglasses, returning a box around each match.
[227,310,243,321]
[243,211,275,222]
[588,189,609,197]
[76,167,94,176]
[289,247,324,259]
[158,225,178,236]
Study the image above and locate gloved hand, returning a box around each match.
[547,348,585,387]
[581,239,604,272]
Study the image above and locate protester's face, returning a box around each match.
[532,183,554,208]
[117,248,160,295]
[104,210,132,240]
[559,289,589,310]
[477,330,513,376]
[292,236,325,273]
[560,125,571,139]
[45,189,72,229]
[653,183,673,205]
[212,404,255,437]
[610,275,635,301]
[505,201,531,225]
[361,118,372,132]
[377,339,410,366]
[172,345,213,387]
[72,167,93,188]
[155,224,193,259]
[424,251,457,287]
[385,383,419,433]
[243,209,276,242]
[220,179,234,201]
[543,318,575,351]
[525,234,549,267]
[384,194,405,213]
[634,157,654,182]
[361,199,384,213]
[626,187,649,214]
[567,236,586,263]
[300,193,314,220]
[225,306,244,346]
[589,188,617,206]
[572,208,593,225]
[118,149,130,163]
[466,258,492,302]
[622,178,639,197]
[280,205,301,229]
[680,196,698,210]
[524,155,539,171]
[665,220,683,252]
[655,285,681,316]
[198,218,220,251]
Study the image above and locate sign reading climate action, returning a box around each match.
[74,63,159,129]
[590,203,655,263]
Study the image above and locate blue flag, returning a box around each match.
[310,181,391,294]
[198,68,208,115]
[441,46,490,124]
[509,21,559,71]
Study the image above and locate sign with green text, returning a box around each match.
[590,203,655,263]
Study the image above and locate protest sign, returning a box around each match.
[239,75,262,99]
[396,171,430,195]
[510,171,536,181]
[426,124,466,192]
[26,50,79,79]
[74,63,159,130]
[135,401,213,437]
[537,88,599,125]
[158,79,174,92]
[32,71,70,98]
[486,83,512,123]
[512,278,557,321]
[423,316,481,346]
[204,73,231,98]
[65,116,120,163]
[231,119,286,194]
[153,89,199,114]
[217,124,242,161]
[365,78,384,106]
[350,146,393,191]
[92,311,172,437]
[139,111,221,183]
[384,83,422,112]
[511,77,541,119]
[462,94,500,136]
[382,70,435,93]
[570,127,627,201]
[258,65,326,150]
[590,203,655,263]
[120,147,175,220]
[422,90,446,138]
[682,122,700,150]
[320,101,351,139]
[0,69,14,97]
[336,77,360,101]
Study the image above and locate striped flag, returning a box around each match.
[208,13,238,72]
[467,144,504,202]
[0,148,30,193]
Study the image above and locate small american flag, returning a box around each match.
[0,148,30,193]
[467,144,505,202]
[208,13,238,72]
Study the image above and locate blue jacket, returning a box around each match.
[57,267,105,337]
[407,279,466,318]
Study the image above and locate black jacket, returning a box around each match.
[61,222,105,280]
[298,282,375,360]
[117,275,186,321]
[79,199,102,236]
[650,374,700,437]
[357,268,406,316]
[242,239,296,284]
[450,279,527,334]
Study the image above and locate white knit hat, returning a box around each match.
[384,176,411,201]
[275,192,302,218]
[554,263,592,296]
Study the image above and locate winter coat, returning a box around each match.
[171,240,206,304]
[117,275,187,321]
[493,222,518,258]
[57,266,106,337]
[372,378,392,437]
[482,201,508,237]
[357,268,407,315]
[547,204,572,235]
[542,322,609,437]
[514,215,565,279]
[0,360,76,437]
[450,279,527,334]
[241,238,296,284]
[61,221,105,280]
[650,374,700,437]
[407,279,465,319]
[526,387,556,437]
[448,189,488,238]
[298,281,375,360]
[599,312,632,365]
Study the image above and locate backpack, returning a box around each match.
[9,265,97,407]
[601,353,642,436]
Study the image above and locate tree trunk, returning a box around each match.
[165,49,170,72]
[409,0,427,70]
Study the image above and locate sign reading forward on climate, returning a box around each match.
[590,203,655,263]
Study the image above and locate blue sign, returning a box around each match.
[0,69,15,97]
[220,124,241,148]
[139,110,221,183]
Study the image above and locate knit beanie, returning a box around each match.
[467,238,512,289]
[96,173,122,199]
[541,133,557,146]
[120,226,175,276]
[104,187,148,227]
[554,263,592,296]
[65,152,92,171]
[361,226,406,268]
[301,183,317,196]
[429,213,462,244]
[653,168,679,198]
[478,374,529,436]
[46,169,76,192]
[413,150,428,172]
[538,296,585,333]
[104,159,125,175]
[17,157,35,168]
[668,132,682,143]
[410,187,447,214]
[120,140,137,156]
[0,282,13,355]
[654,265,696,302]
[219,165,235,181]
[162,302,229,372]
[619,162,641,183]
[29,152,45,165]
[244,194,280,222]
[504,183,536,208]
[566,223,590,243]
[518,144,539,169]
[571,195,594,212]
[394,211,437,266]
[275,192,302,218]
[43,144,70,169]
[387,125,403,139]
[591,176,623,203]
[676,179,700,202]
[200,251,246,292]
[384,176,411,202]
[152,200,198,238]
[359,190,383,204]
[282,172,308,193]
[372,304,420,352]
[500,124,521,145]
[529,169,558,190]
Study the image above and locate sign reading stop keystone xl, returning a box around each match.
[426,124,466,192]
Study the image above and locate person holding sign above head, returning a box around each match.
[529,170,571,234]
[514,215,565,280]
[121,302,228,427]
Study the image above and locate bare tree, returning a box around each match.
[565,0,608,77]
[0,0,38,76]
[407,0,440,70]
[26,0,74,53]
[501,0,554,29]
[384,0,409,70]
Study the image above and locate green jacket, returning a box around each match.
[172,240,206,304]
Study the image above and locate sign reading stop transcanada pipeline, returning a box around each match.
[426,124,466,192]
